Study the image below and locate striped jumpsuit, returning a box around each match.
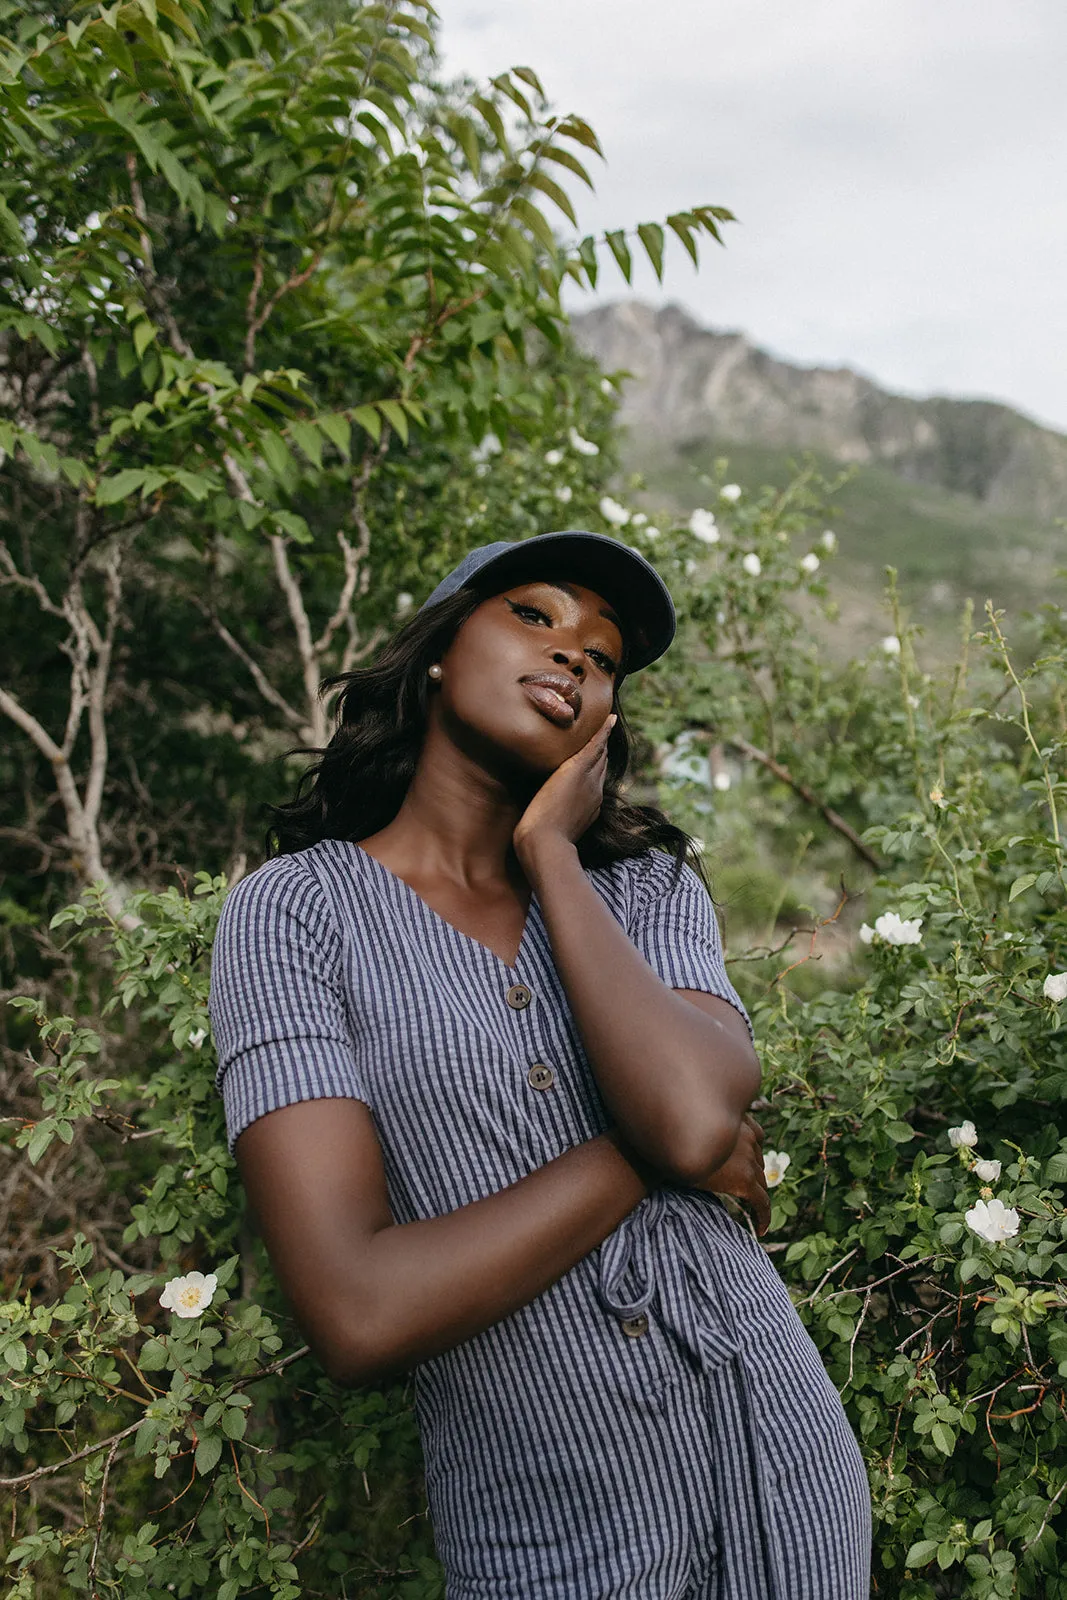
[210,840,872,1598]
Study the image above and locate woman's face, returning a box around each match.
[434,578,624,774]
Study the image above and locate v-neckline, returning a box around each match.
[350,843,535,973]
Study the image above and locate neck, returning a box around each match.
[369,719,533,888]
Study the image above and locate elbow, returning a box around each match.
[663,1050,763,1187]
[663,1119,741,1187]
[319,1327,405,1390]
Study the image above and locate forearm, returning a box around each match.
[330,1130,658,1386]
[522,838,760,1179]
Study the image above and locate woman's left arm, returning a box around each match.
[515,717,761,1185]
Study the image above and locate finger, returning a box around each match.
[745,1114,765,1146]
[751,1179,771,1237]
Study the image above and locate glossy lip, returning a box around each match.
[520,671,582,726]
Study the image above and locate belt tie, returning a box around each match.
[595,1187,787,1599]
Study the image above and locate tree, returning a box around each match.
[0,0,730,927]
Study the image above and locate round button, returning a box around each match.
[621,1314,649,1339]
[526,1062,555,1091]
[506,983,532,1010]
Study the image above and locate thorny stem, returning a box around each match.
[985,600,1063,862]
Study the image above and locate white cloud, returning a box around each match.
[436,1,1067,430]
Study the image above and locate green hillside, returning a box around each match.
[627,434,1066,651]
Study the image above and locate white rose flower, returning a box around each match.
[763,1150,790,1187]
[644,525,660,539]
[469,432,501,464]
[599,496,630,527]
[800,553,820,575]
[720,483,742,503]
[555,485,573,504]
[948,1120,978,1149]
[160,1270,219,1319]
[394,591,414,618]
[688,508,720,544]
[713,771,731,792]
[187,1027,208,1050]
[600,377,615,395]
[881,634,901,656]
[741,553,762,577]
[859,923,874,944]
[820,529,837,552]
[1043,972,1067,1003]
[568,427,599,457]
[973,1159,1002,1182]
[964,1197,1020,1244]
[544,448,563,466]
[630,512,647,527]
[869,910,923,946]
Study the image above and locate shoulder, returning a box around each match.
[215,846,345,950]
[588,848,708,923]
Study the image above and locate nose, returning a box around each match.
[550,644,585,678]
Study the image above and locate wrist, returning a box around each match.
[514,828,579,884]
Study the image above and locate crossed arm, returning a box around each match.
[236,729,763,1388]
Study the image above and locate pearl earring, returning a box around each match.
[428,664,443,681]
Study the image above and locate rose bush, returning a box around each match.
[5,484,1067,1596]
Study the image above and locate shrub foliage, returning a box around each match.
[2,3,1066,1598]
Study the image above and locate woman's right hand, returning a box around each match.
[688,1113,771,1236]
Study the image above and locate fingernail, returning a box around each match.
[609,714,618,729]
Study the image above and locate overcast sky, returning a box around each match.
[435,0,1067,433]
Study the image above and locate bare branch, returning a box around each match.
[189,596,306,732]
[270,533,327,746]
[724,733,884,871]
[0,541,65,618]
[244,252,321,372]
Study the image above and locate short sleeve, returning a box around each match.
[209,856,368,1152]
[627,851,753,1040]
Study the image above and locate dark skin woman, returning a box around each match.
[235,575,767,1387]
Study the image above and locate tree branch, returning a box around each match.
[724,734,883,871]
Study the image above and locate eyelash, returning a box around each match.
[510,602,617,675]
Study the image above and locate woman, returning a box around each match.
[209,530,871,1598]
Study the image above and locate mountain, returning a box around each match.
[571,302,1067,645]
[572,302,1067,522]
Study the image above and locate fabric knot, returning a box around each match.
[596,1189,743,1372]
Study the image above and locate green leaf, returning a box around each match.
[139,1338,169,1372]
[221,1406,246,1440]
[290,420,323,470]
[905,1539,940,1567]
[318,413,351,460]
[604,229,632,283]
[195,1434,223,1475]
[666,212,700,267]
[95,469,147,506]
[352,405,382,444]
[885,1120,915,1143]
[1009,873,1037,902]
[526,170,577,226]
[377,400,409,445]
[636,222,665,282]
[133,319,157,359]
[509,196,558,256]
[930,1421,955,1455]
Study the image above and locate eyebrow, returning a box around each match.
[542,580,624,637]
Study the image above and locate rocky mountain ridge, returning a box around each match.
[572,302,1067,524]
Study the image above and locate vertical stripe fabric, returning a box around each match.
[210,841,871,1597]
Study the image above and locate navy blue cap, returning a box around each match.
[419,530,676,676]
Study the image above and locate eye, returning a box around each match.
[507,600,551,625]
[589,649,618,676]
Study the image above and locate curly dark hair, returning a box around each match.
[267,582,702,882]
